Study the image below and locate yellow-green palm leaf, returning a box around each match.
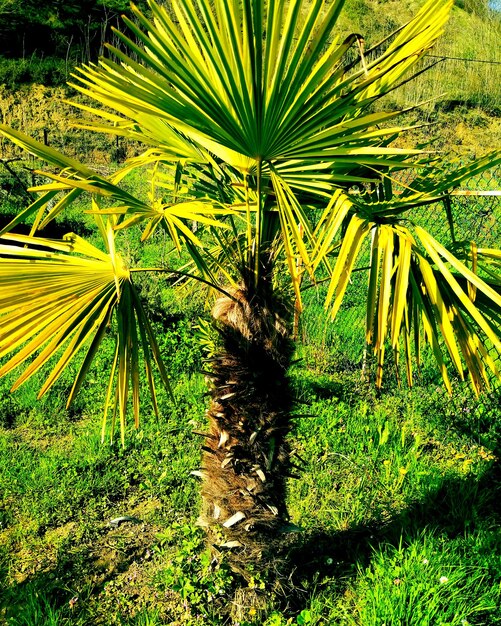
[0,228,172,444]
[318,192,501,394]
[69,0,451,168]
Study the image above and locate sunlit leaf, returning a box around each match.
[0,230,172,443]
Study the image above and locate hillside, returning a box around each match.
[0,0,500,109]
[0,1,499,169]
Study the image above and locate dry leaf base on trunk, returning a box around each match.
[197,289,298,576]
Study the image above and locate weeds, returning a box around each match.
[348,534,500,626]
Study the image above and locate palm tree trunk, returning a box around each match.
[198,286,295,577]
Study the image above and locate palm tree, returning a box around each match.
[0,0,500,577]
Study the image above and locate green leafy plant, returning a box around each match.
[154,523,234,621]
[0,0,500,581]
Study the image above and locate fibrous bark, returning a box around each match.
[197,286,296,577]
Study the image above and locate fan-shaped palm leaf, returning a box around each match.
[316,188,501,394]
[69,0,451,166]
[0,227,172,444]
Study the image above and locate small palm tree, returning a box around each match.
[0,0,500,576]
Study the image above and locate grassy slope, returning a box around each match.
[336,0,501,113]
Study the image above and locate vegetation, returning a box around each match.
[0,0,500,622]
[0,0,150,64]
[0,0,500,109]
[0,303,500,624]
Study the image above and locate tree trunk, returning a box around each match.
[198,286,296,578]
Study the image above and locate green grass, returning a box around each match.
[0,311,499,625]
[283,368,501,626]
[0,57,68,91]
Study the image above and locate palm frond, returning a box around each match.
[0,228,172,444]
[319,208,501,393]
[69,0,450,167]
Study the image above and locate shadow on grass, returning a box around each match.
[0,516,160,625]
[0,547,104,625]
[443,390,501,456]
[282,458,501,613]
[1,444,500,624]
[0,210,95,239]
